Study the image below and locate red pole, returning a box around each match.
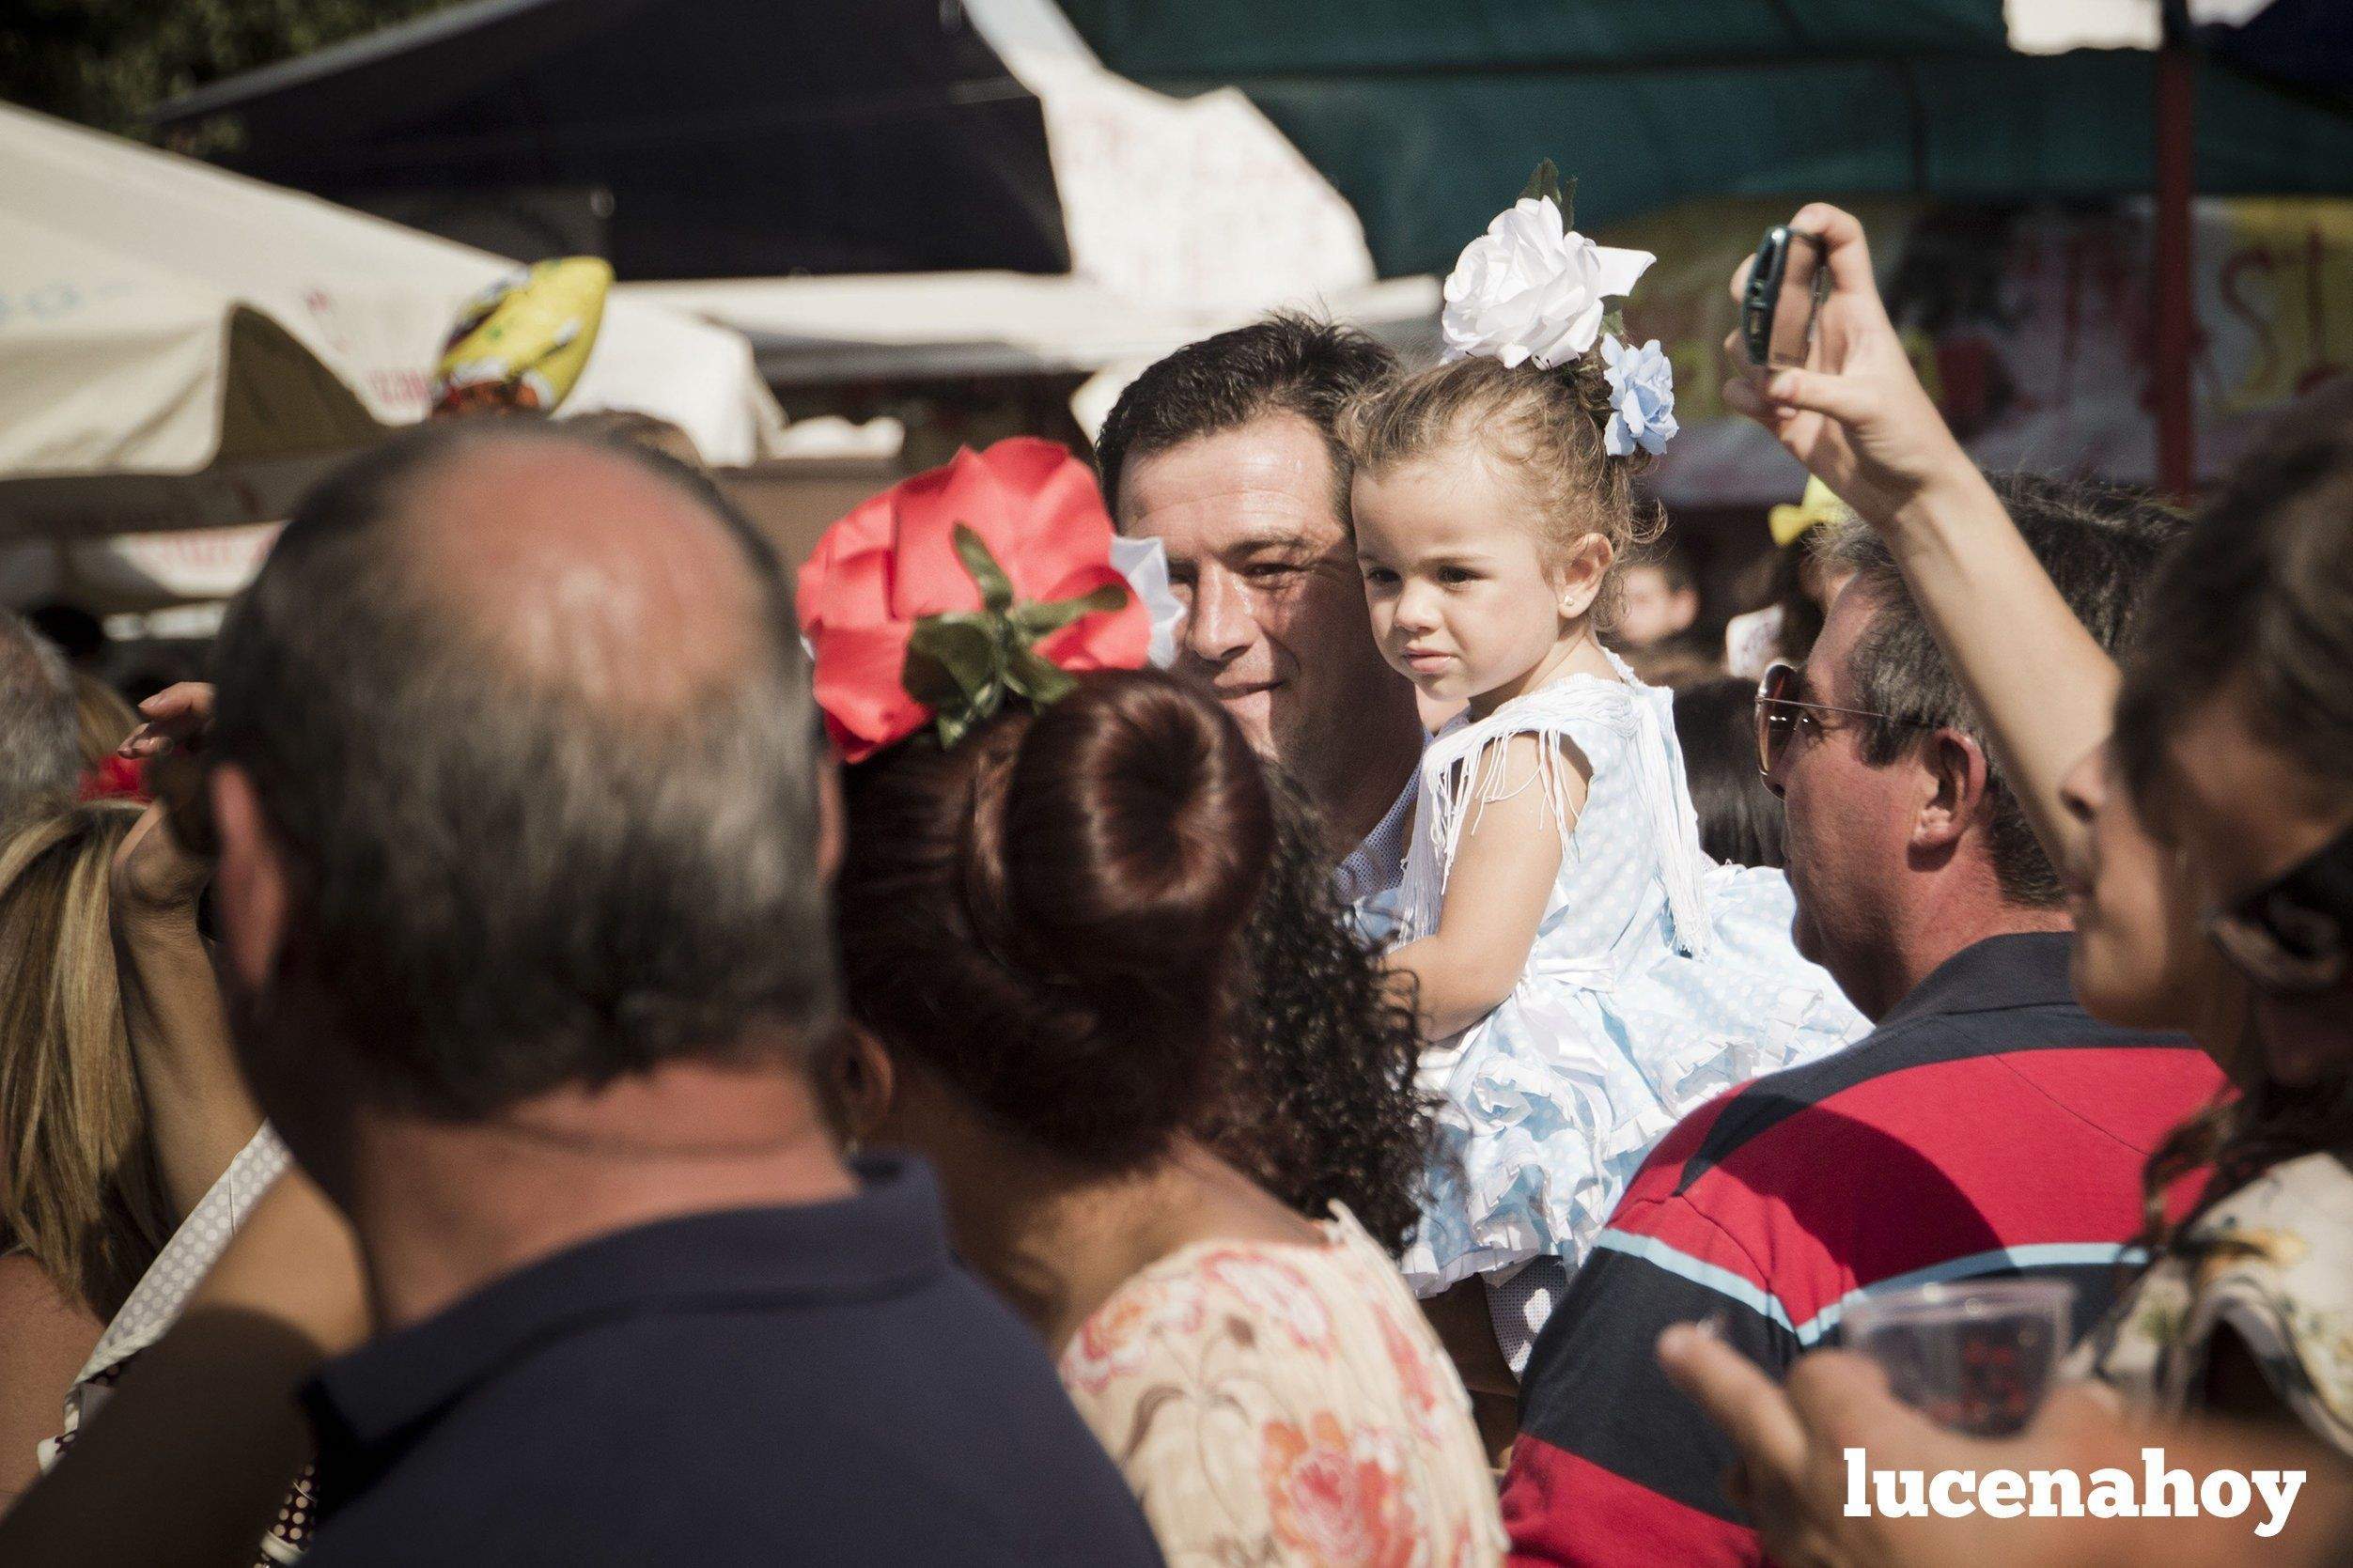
[2155,41,2197,498]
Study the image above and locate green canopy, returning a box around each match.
[1057,0,2353,277]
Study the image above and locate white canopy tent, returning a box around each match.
[957,0,1378,311]
[623,272,1440,388]
[0,100,786,567]
[1,0,1416,599]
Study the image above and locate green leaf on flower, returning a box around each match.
[1008,582,1129,642]
[904,615,998,711]
[951,524,1016,613]
[1519,159,1563,210]
[932,705,974,752]
[1004,645,1076,707]
[1600,305,1627,341]
[899,566,1129,752]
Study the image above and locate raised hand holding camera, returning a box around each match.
[1722,203,1993,534]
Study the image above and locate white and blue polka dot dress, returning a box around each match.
[1389,659,1867,1299]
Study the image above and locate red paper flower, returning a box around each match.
[77,753,148,803]
[796,438,1149,762]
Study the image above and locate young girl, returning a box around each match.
[1341,191,1867,1371]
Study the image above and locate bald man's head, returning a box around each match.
[392,436,769,714]
[210,423,835,1123]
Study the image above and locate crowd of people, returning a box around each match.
[0,190,2346,1567]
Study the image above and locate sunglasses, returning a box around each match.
[1752,660,1934,795]
[2206,821,2353,997]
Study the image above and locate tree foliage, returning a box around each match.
[0,0,471,136]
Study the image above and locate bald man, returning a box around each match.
[200,425,1162,1566]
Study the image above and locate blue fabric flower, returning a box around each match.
[1601,335,1678,457]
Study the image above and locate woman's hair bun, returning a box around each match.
[837,668,1274,1168]
[975,671,1270,998]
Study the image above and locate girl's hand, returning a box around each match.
[111,683,220,917]
[1720,204,1978,532]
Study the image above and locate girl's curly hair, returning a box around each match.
[1197,769,1436,1253]
[1336,351,1665,632]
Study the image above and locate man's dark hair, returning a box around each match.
[1094,312,1398,520]
[209,422,835,1119]
[1826,473,2187,907]
[0,613,80,831]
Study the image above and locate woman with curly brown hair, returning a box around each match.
[803,438,1502,1565]
[1208,767,1434,1254]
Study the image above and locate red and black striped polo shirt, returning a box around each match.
[1501,932,2225,1567]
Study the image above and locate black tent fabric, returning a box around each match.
[2199,0,2353,90]
[153,0,1070,279]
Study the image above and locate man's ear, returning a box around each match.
[1556,533,1617,620]
[209,764,291,994]
[1912,729,1990,853]
[822,1024,896,1144]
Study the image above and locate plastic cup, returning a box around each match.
[1839,1279,2075,1437]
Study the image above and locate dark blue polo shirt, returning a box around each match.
[298,1156,1164,1565]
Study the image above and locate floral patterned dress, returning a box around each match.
[2066,1151,2353,1453]
[1058,1205,1505,1567]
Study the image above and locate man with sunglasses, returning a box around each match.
[1502,476,2225,1568]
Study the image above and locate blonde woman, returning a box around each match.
[0,802,174,1498]
[0,689,362,1566]
[71,673,148,803]
[0,710,279,1506]
[71,674,138,773]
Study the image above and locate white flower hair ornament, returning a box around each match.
[1106,533,1185,669]
[1440,163,1676,456]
